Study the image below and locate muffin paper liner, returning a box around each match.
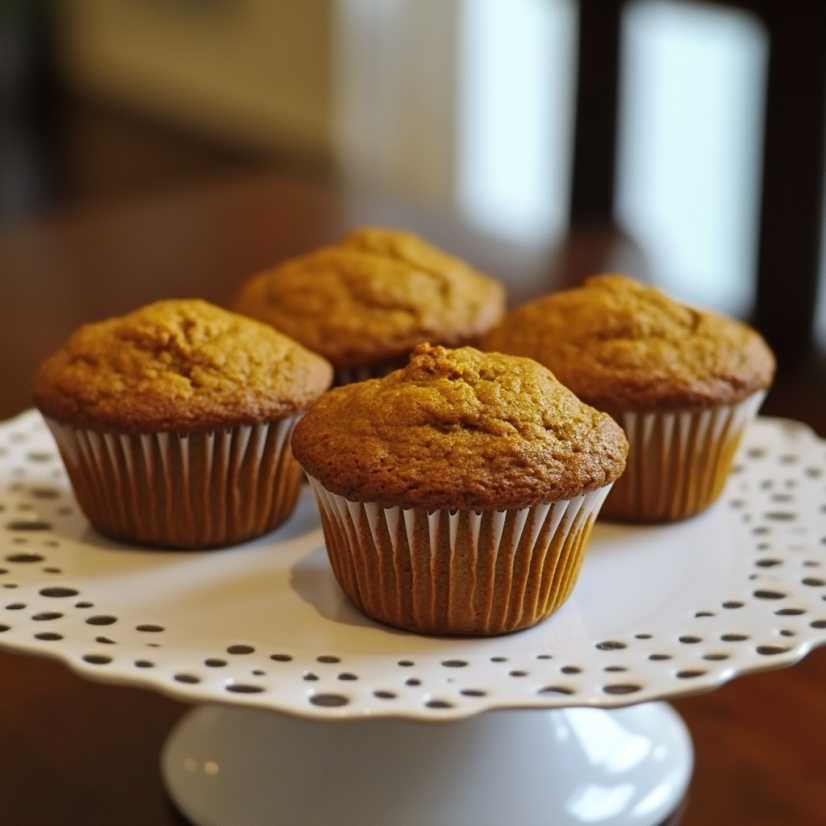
[306,477,613,635]
[45,416,302,549]
[334,357,407,387]
[602,391,766,523]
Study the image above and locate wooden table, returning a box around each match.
[1,174,824,825]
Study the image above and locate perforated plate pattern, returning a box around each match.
[0,411,824,719]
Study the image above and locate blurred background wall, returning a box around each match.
[65,0,334,159]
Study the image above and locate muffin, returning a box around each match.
[483,275,776,522]
[234,227,505,384]
[34,299,332,548]
[292,343,628,635]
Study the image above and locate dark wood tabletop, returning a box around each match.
[1,173,825,826]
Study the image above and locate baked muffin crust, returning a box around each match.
[482,274,775,411]
[234,227,505,369]
[34,299,333,432]
[292,343,627,510]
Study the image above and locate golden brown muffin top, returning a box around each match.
[34,299,333,432]
[234,227,506,369]
[482,275,775,411]
[292,344,627,510]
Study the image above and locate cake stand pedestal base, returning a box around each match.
[162,702,692,826]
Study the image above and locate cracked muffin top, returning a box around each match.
[33,299,333,432]
[233,227,506,370]
[482,275,775,411]
[292,343,628,509]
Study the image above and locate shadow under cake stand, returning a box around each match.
[1,411,824,826]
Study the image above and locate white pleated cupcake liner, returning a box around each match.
[306,477,613,635]
[45,415,302,549]
[603,390,766,522]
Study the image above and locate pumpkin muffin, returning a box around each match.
[483,274,775,522]
[292,343,627,635]
[234,227,506,384]
[34,299,332,548]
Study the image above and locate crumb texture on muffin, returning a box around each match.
[234,227,505,369]
[292,344,628,510]
[34,299,333,431]
[483,274,775,411]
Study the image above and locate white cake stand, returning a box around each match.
[1,411,825,826]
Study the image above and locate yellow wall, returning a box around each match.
[64,0,334,156]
